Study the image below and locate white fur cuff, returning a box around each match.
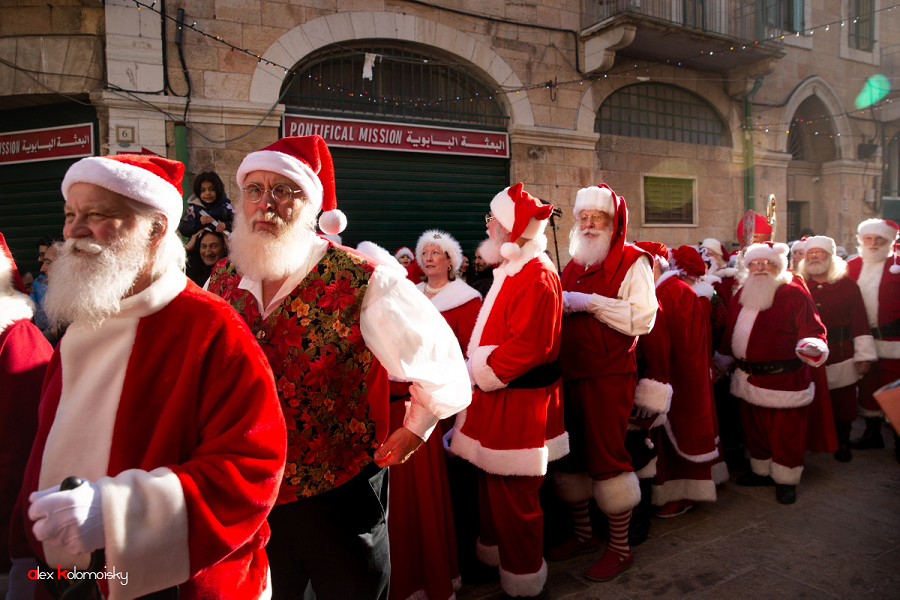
[770,462,803,485]
[475,538,500,567]
[875,339,900,359]
[500,560,547,598]
[825,357,861,390]
[750,457,771,476]
[634,378,673,414]
[651,478,716,506]
[471,345,507,392]
[854,335,877,362]
[592,471,641,514]
[796,337,829,366]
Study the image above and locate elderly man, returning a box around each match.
[847,219,900,458]
[790,238,807,272]
[7,155,286,600]
[716,242,829,504]
[700,238,737,308]
[449,182,565,599]
[550,184,657,582]
[207,135,470,600]
[799,236,876,461]
[470,243,495,296]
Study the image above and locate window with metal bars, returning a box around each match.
[849,0,875,52]
[644,176,695,225]
[595,83,729,146]
[281,44,508,129]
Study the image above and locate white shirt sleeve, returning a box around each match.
[585,255,657,336]
[361,265,472,441]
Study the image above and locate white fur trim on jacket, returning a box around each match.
[690,280,715,300]
[553,471,592,503]
[635,456,657,479]
[663,420,720,464]
[475,538,500,567]
[825,357,861,390]
[750,457,771,476]
[651,478,716,506]
[854,335,877,362]
[467,269,506,357]
[470,344,506,392]
[449,410,550,476]
[0,292,35,335]
[857,260,883,328]
[711,461,729,485]
[356,241,407,277]
[500,560,547,598]
[546,431,570,463]
[592,471,641,514]
[655,269,680,289]
[875,339,900,359]
[634,378,673,414]
[501,236,549,277]
[770,462,803,485]
[416,278,482,312]
[730,368,815,409]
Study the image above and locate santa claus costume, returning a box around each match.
[802,236,876,461]
[450,183,566,599]
[0,233,53,578]
[718,242,829,504]
[700,238,737,309]
[647,246,721,515]
[552,185,658,581]
[847,219,900,453]
[9,155,287,600]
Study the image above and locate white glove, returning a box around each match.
[29,479,105,556]
[442,428,457,457]
[565,291,593,314]
[562,291,572,315]
[633,405,656,419]
[795,341,823,359]
[465,358,475,386]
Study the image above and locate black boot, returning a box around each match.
[834,421,852,462]
[775,484,797,505]
[849,417,885,450]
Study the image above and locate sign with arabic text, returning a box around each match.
[0,123,93,166]
[282,115,509,158]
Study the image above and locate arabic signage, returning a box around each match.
[282,115,509,158]
[0,123,93,166]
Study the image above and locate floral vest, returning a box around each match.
[208,246,382,501]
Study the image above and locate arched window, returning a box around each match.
[281,43,507,129]
[596,83,729,146]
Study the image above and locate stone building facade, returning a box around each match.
[2,0,898,271]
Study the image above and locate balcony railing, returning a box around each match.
[581,0,791,44]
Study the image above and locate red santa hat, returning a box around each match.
[804,235,835,256]
[700,238,726,258]
[858,218,900,242]
[743,241,790,273]
[489,182,554,261]
[415,229,463,274]
[633,241,669,267]
[573,185,615,217]
[789,237,808,255]
[672,245,707,280]
[236,135,346,235]
[394,247,414,262]
[62,155,184,223]
[1,232,27,295]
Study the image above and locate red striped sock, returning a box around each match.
[570,500,592,542]
[606,509,632,557]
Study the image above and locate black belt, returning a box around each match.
[736,357,802,376]
[827,324,851,345]
[872,318,900,340]
[476,359,561,391]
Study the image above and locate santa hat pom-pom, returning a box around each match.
[500,241,521,261]
[319,209,347,235]
[891,264,900,275]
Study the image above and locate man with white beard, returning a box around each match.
[207,135,470,600]
[716,242,829,504]
[847,219,900,458]
[7,155,287,600]
[799,236,876,462]
[549,184,657,582]
[448,182,564,600]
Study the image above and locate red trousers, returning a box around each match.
[740,401,808,471]
[829,384,859,423]
[477,471,544,577]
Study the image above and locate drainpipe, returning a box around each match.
[743,78,764,211]
[175,123,190,211]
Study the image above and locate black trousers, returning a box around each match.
[266,463,390,600]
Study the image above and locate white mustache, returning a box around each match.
[64,237,104,255]
[252,210,286,227]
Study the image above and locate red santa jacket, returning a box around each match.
[416,278,482,356]
[807,275,876,389]
[11,271,285,600]
[722,278,828,409]
[848,256,900,359]
[450,246,566,476]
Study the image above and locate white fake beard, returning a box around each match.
[568,226,612,267]
[804,258,829,277]
[738,272,782,312]
[479,228,510,266]
[860,242,893,265]
[228,202,317,282]
[44,228,151,328]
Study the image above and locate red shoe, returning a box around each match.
[584,548,634,582]
[546,534,601,561]
[654,500,694,519]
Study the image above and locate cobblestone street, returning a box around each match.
[459,419,900,600]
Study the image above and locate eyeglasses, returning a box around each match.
[747,259,774,269]
[241,183,303,204]
[579,212,612,225]
[805,249,828,259]
[485,214,495,225]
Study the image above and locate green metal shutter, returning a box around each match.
[330,147,509,257]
